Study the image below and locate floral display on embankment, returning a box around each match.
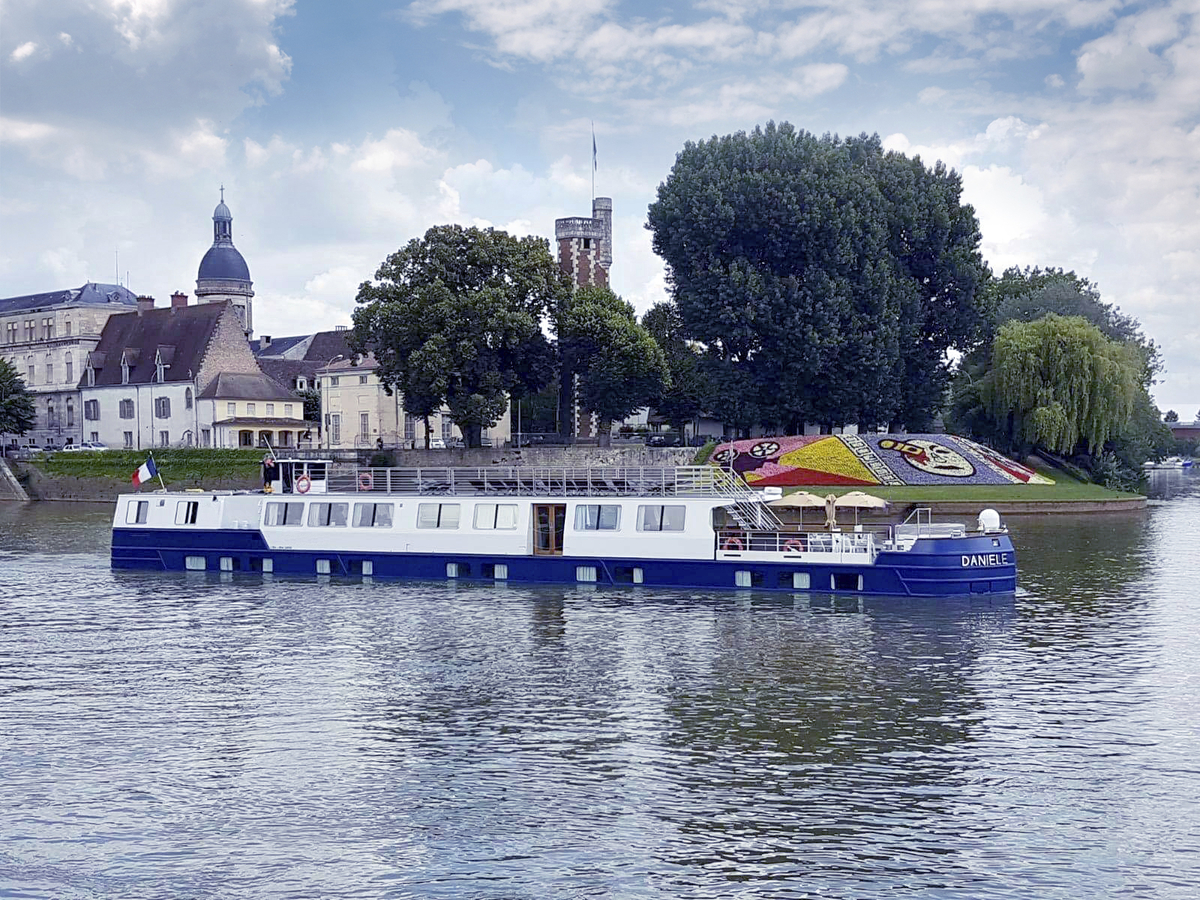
[709,435,1054,487]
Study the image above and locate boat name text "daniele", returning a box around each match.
[961,553,1011,567]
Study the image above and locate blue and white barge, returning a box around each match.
[110,462,1017,596]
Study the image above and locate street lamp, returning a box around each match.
[322,355,344,450]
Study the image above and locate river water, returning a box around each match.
[1,473,1198,899]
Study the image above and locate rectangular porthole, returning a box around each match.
[362,560,373,576]
[219,557,234,572]
[262,558,273,574]
[832,573,862,592]
[576,565,597,583]
[446,562,458,578]
[793,572,810,590]
[494,564,507,580]
[735,570,751,588]
[185,556,206,571]
[632,567,643,584]
[316,559,331,575]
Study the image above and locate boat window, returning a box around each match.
[417,503,460,529]
[264,502,305,526]
[352,502,394,528]
[474,503,518,530]
[637,504,685,532]
[305,463,327,481]
[574,504,621,531]
[125,500,149,525]
[307,502,349,527]
[175,501,199,525]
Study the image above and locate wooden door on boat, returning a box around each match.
[534,504,566,555]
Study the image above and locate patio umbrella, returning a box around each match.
[768,490,827,508]
[834,491,889,509]
[769,489,826,527]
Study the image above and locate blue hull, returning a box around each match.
[112,528,1017,597]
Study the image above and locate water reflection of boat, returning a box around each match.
[1144,457,1194,470]
[109,462,1017,597]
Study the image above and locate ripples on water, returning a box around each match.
[1,478,1199,899]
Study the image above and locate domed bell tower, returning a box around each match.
[195,187,254,337]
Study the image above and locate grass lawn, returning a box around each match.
[784,462,1142,502]
[30,448,266,485]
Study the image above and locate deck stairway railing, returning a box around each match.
[326,464,784,529]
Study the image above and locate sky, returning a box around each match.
[2,0,1198,417]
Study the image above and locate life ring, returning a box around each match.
[723,536,743,551]
[783,538,805,553]
[296,474,311,494]
[358,471,373,491]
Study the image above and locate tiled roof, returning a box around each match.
[199,371,297,401]
[84,303,226,387]
[0,282,139,316]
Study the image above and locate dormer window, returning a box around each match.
[121,361,130,385]
[87,366,95,387]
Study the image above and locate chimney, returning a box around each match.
[136,295,155,314]
[259,335,272,351]
[171,291,188,309]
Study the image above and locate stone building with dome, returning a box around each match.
[196,188,254,338]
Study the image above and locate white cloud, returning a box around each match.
[10,41,38,62]
[352,129,437,173]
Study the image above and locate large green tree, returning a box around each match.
[981,314,1143,456]
[646,122,989,434]
[0,358,36,437]
[640,302,707,435]
[350,225,569,447]
[557,286,668,445]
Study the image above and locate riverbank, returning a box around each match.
[1,446,1146,512]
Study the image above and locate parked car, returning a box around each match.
[84,441,109,451]
[647,433,682,447]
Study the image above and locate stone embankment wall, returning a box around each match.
[0,459,30,501]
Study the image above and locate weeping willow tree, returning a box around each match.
[983,314,1142,455]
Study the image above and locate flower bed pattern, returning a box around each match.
[710,434,1053,486]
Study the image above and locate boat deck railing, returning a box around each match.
[715,527,890,561]
[327,465,765,499]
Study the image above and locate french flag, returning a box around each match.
[132,456,158,487]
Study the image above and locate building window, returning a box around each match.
[201,427,211,446]
[64,320,71,337]
[285,403,293,416]
[42,317,54,340]
[474,503,518,530]
[404,415,416,443]
[575,504,621,531]
[227,402,236,417]
[45,361,54,384]
[159,430,169,447]
[28,363,34,383]
[65,352,72,384]
[330,414,341,444]
[637,505,686,532]
[66,402,74,427]
[359,375,368,385]
[46,402,55,427]
[84,400,99,421]
[417,503,461,529]
[185,388,192,410]
[360,412,369,440]
[5,322,15,343]
[25,320,34,341]
[442,418,454,440]
[155,397,171,418]
[266,403,274,416]
[329,376,339,387]
[119,399,135,419]
[239,430,253,447]
[296,377,307,390]
[123,431,133,449]
[352,502,394,527]
[90,432,98,443]
[247,403,256,416]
